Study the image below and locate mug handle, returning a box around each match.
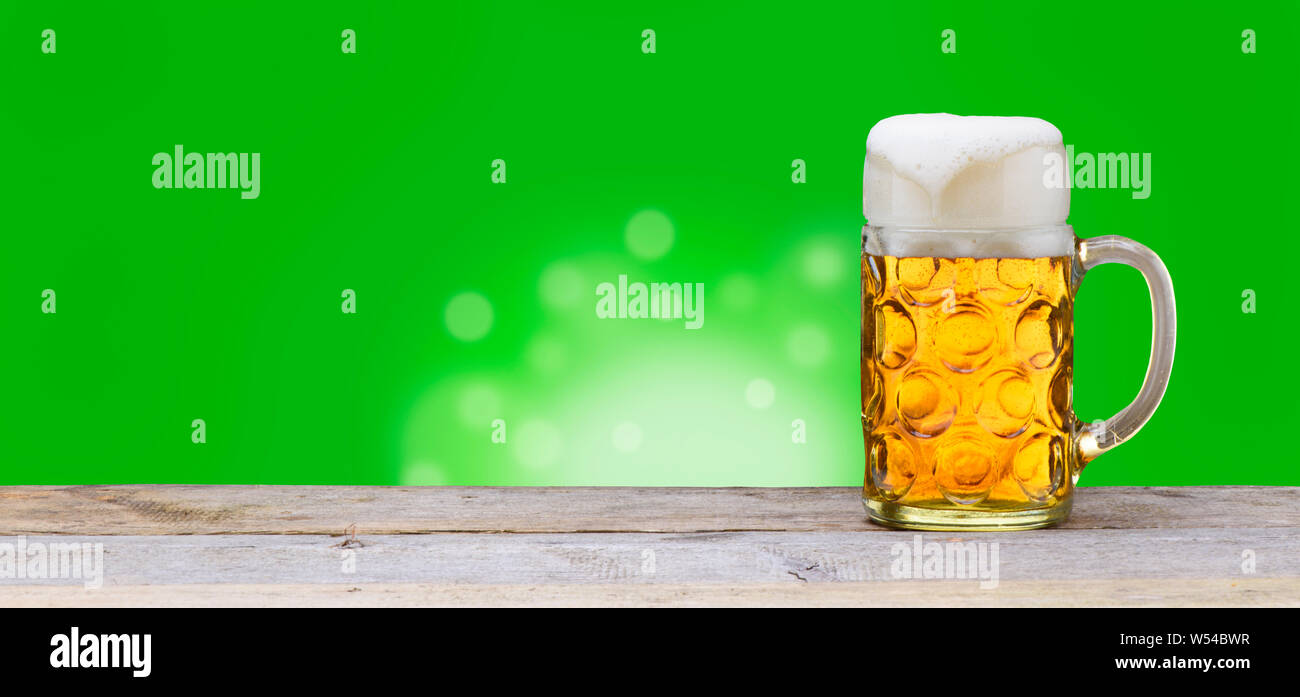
[1073,235,1177,472]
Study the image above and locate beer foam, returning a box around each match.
[863,114,1072,257]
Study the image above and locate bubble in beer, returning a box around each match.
[934,433,996,505]
[862,363,884,425]
[897,368,956,438]
[978,258,1035,306]
[1048,365,1072,430]
[625,209,675,260]
[873,300,916,369]
[1015,299,1064,369]
[936,305,997,373]
[975,369,1035,437]
[863,255,884,295]
[445,291,494,342]
[1013,431,1066,502]
[898,257,957,306]
[869,431,917,500]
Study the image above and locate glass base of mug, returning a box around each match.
[863,496,1072,531]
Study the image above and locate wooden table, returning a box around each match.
[2,485,1297,607]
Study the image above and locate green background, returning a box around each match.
[2,2,1295,486]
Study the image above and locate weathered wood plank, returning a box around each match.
[1,485,1296,535]
[3,486,1294,606]
[5,579,1296,608]
[2,530,1293,586]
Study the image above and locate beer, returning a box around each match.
[859,113,1176,531]
[862,253,1074,516]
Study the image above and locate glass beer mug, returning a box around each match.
[860,114,1176,530]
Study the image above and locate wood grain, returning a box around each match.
[6,579,1296,608]
[1,485,1296,607]
[2,530,1294,584]
[1,485,1296,535]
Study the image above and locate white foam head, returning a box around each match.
[863,114,1072,257]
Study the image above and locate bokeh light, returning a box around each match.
[525,333,568,375]
[445,291,494,342]
[787,324,831,367]
[625,209,675,260]
[745,378,776,409]
[513,419,563,469]
[539,261,585,310]
[718,273,759,311]
[401,461,446,485]
[457,383,502,427]
[611,422,644,453]
[802,240,848,287]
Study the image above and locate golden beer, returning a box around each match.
[862,253,1075,528]
[859,114,1176,530]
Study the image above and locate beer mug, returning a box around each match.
[860,114,1176,530]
